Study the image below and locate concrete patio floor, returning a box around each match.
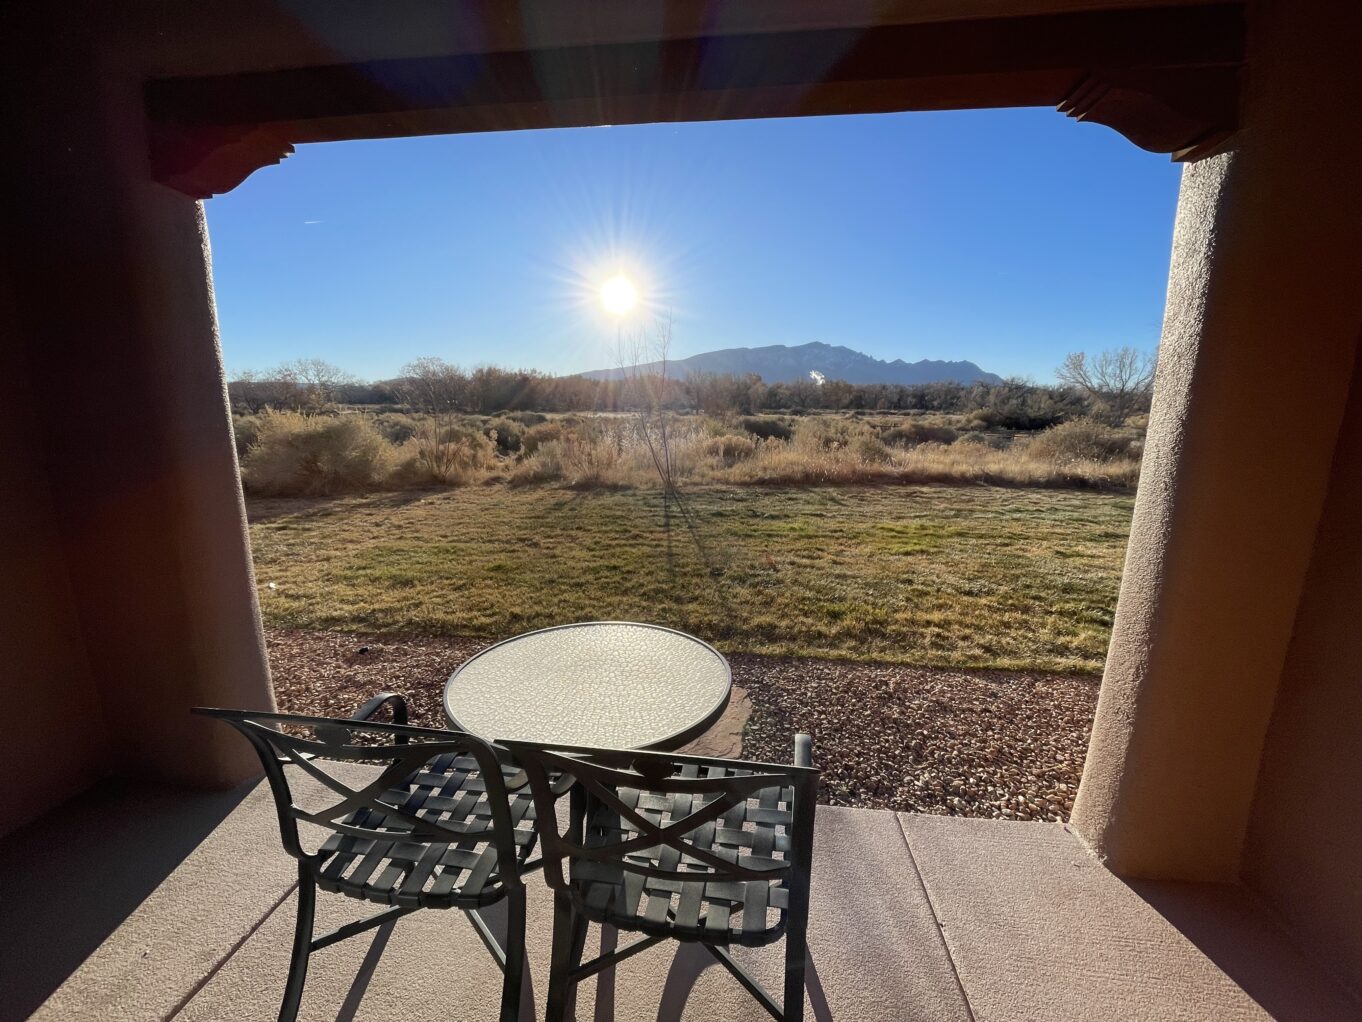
[2,777,1359,1022]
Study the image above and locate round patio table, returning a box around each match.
[443,621,731,751]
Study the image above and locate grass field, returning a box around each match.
[248,484,1133,673]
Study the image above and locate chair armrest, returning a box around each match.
[794,732,813,768]
[351,692,409,725]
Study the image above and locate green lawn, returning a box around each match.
[248,484,1133,672]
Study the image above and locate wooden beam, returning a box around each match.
[146,3,1245,197]
[116,0,1242,79]
[148,7,1242,126]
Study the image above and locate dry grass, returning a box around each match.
[248,484,1132,672]
[506,417,1141,491]
[238,411,1142,496]
[720,436,1139,489]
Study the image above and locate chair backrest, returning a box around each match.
[503,740,819,904]
[196,707,524,885]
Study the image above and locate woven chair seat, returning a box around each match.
[317,752,538,909]
[568,764,796,947]
[199,703,538,1022]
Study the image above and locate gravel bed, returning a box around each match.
[732,654,1097,821]
[265,629,1099,822]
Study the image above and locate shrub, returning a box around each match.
[372,412,422,444]
[233,414,263,458]
[701,434,757,465]
[792,417,866,453]
[739,416,794,441]
[699,415,737,438]
[482,416,523,454]
[241,411,396,496]
[510,435,624,488]
[396,423,497,486]
[505,410,548,426]
[962,380,1085,430]
[521,422,565,454]
[882,422,958,448]
[1025,418,1132,464]
[850,433,893,464]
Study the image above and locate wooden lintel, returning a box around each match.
[147,3,1245,196]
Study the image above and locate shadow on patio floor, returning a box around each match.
[0,779,253,1021]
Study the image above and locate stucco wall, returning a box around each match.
[1070,0,1362,881]
[1243,348,1362,995]
[0,56,273,822]
[0,258,110,833]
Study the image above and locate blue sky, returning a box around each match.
[207,107,1181,383]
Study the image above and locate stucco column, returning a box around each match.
[6,57,273,790]
[1071,0,1362,880]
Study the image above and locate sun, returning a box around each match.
[600,274,639,316]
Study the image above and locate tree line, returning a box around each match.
[229,348,1154,428]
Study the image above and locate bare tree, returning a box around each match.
[394,357,468,415]
[228,370,272,413]
[682,372,760,415]
[1056,347,1156,423]
[618,317,679,497]
[228,367,304,412]
[264,364,304,410]
[393,357,472,482]
[616,317,733,604]
[279,358,354,411]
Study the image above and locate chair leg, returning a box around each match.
[499,885,527,1022]
[279,862,316,1022]
[545,892,579,1022]
[567,911,590,1018]
[781,927,808,1022]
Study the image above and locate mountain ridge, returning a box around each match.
[580,341,1001,386]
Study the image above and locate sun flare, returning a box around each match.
[600,274,639,316]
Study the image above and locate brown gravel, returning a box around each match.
[266,629,484,731]
[265,628,1099,822]
[732,654,1097,822]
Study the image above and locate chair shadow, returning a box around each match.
[332,897,540,1022]
[308,901,830,1022]
[0,778,255,1022]
[335,919,396,1022]
[589,924,834,1022]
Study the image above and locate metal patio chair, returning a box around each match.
[196,696,537,1022]
[503,735,818,1022]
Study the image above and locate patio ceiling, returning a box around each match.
[122,1,1246,197]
